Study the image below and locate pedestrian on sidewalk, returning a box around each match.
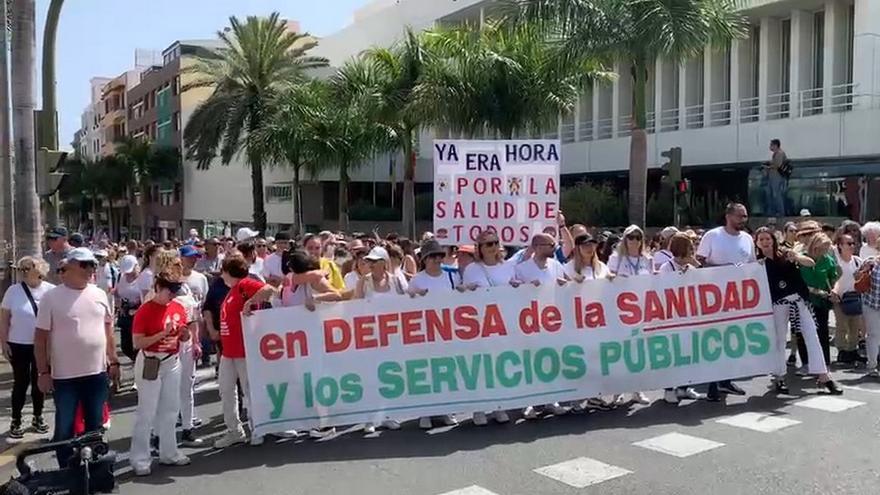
[0,257,55,438]
[34,248,120,466]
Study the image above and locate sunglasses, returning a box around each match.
[626,235,643,241]
[78,261,98,270]
[480,240,499,247]
[844,241,856,246]
[256,244,267,248]
[535,243,556,248]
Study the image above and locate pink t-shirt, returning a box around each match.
[35,284,112,379]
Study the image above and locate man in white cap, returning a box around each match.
[34,248,120,465]
[235,227,259,243]
[652,226,679,271]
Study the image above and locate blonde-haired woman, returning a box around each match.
[563,233,609,281]
[460,230,519,289]
[607,225,652,405]
[607,225,653,279]
[0,257,55,438]
[800,233,839,370]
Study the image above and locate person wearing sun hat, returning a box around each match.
[343,239,371,290]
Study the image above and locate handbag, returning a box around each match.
[839,291,863,316]
[855,265,874,294]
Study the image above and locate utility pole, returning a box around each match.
[0,0,14,290]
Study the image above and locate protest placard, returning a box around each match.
[432,139,560,246]
[243,264,777,436]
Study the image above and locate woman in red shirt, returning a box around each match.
[128,270,193,476]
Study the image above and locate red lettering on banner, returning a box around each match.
[260,331,308,360]
[527,202,539,219]
[543,202,556,220]
[742,279,760,309]
[353,315,378,349]
[698,284,722,315]
[401,311,423,345]
[260,334,285,360]
[436,201,446,219]
[528,177,538,195]
[377,312,399,346]
[427,309,452,342]
[519,226,530,243]
[545,178,558,195]
[324,319,351,353]
[643,292,666,323]
[454,305,480,339]
[665,287,688,319]
[483,304,507,337]
[542,305,562,332]
[722,281,742,311]
[617,292,641,325]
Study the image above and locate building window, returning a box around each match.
[159,189,174,206]
[172,76,180,96]
[265,184,292,203]
[810,10,825,115]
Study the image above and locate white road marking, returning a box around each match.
[793,396,866,413]
[534,457,632,488]
[632,432,725,458]
[716,412,802,432]
[437,486,500,495]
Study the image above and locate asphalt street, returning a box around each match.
[2,349,879,495]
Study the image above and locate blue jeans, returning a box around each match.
[766,172,787,217]
[52,372,108,467]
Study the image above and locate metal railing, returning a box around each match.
[618,115,633,138]
[707,101,732,127]
[561,123,576,143]
[684,104,704,129]
[658,108,680,132]
[646,111,656,134]
[739,96,760,123]
[766,92,791,120]
[578,120,594,141]
[596,117,614,139]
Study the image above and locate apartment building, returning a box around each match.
[73,77,111,162]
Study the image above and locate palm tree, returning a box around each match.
[183,13,328,234]
[358,28,430,238]
[10,0,40,257]
[504,0,747,226]
[113,137,180,240]
[250,81,325,235]
[311,67,397,231]
[417,22,610,139]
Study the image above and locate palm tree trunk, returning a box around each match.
[292,161,302,235]
[11,0,41,258]
[400,129,415,238]
[139,179,149,240]
[338,164,350,232]
[251,156,267,233]
[0,0,15,273]
[106,201,114,240]
[91,194,99,237]
[628,61,648,227]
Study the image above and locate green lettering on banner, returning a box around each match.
[266,382,287,419]
[406,359,431,395]
[431,357,460,393]
[534,347,561,383]
[340,373,363,403]
[623,336,646,373]
[745,322,770,355]
[455,354,481,391]
[600,342,622,376]
[702,328,723,361]
[723,325,746,358]
[316,376,339,407]
[303,372,313,408]
[522,349,534,384]
[482,353,496,389]
[671,334,692,367]
[647,335,672,370]
[377,361,404,399]
[496,351,522,387]
[561,345,587,379]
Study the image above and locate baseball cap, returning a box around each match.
[63,247,98,264]
[179,245,201,258]
[46,226,68,239]
[458,245,476,255]
[660,226,679,239]
[119,255,138,274]
[274,232,291,242]
[574,233,598,245]
[93,249,109,258]
[364,246,390,263]
[235,227,260,242]
[799,209,812,217]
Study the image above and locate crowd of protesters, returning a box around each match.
[2,210,880,476]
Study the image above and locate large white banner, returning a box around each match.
[243,264,777,437]
[432,139,561,246]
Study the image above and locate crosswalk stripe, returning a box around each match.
[632,432,724,458]
[534,457,632,488]
[792,396,865,412]
[437,486,500,495]
[716,412,801,432]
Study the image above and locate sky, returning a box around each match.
[35,0,369,150]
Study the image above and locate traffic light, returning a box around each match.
[36,148,68,197]
[660,146,683,182]
[676,179,690,194]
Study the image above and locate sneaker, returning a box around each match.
[8,420,23,439]
[213,430,247,449]
[569,401,586,413]
[631,392,650,405]
[419,417,433,429]
[718,382,746,395]
[663,389,680,404]
[381,420,400,430]
[677,388,705,400]
[795,366,809,376]
[309,427,336,439]
[180,430,204,448]
[439,414,458,426]
[363,424,376,434]
[472,412,488,426]
[522,406,539,420]
[705,390,722,402]
[133,464,152,477]
[158,454,191,466]
[774,379,790,394]
[272,430,298,439]
[821,379,843,395]
[867,369,880,378]
[786,354,797,367]
[611,394,627,407]
[250,434,264,446]
[492,410,510,423]
[585,398,612,411]
[31,416,49,434]
[547,402,570,416]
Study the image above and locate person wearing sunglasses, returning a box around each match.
[342,240,370,289]
[34,248,120,467]
[129,270,194,476]
[781,222,798,250]
[461,231,521,291]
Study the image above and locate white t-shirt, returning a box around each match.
[250,257,265,280]
[696,226,756,266]
[462,260,517,288]
[833,255,861,294]
[115,274,141,304]
[658,259,693,274]
[860,244,880,260]
[135,267,154,296]
[261,252,284,281]
[563,260,609,280]
[1,281,55,344]
[652,249,674,272]
[515,257,566,286]
[344,270,363,291]
[185,271,209,308]
[607,252,653,277]
[409,271,457,294]
[95,263,117,292]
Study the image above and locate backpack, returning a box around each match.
[778,159,793,178]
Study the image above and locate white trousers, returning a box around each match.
[219,356,249,434]
[773,295,827,376]
[130,352,182,470]
[179,340,196,430]
[864,306,880,369]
